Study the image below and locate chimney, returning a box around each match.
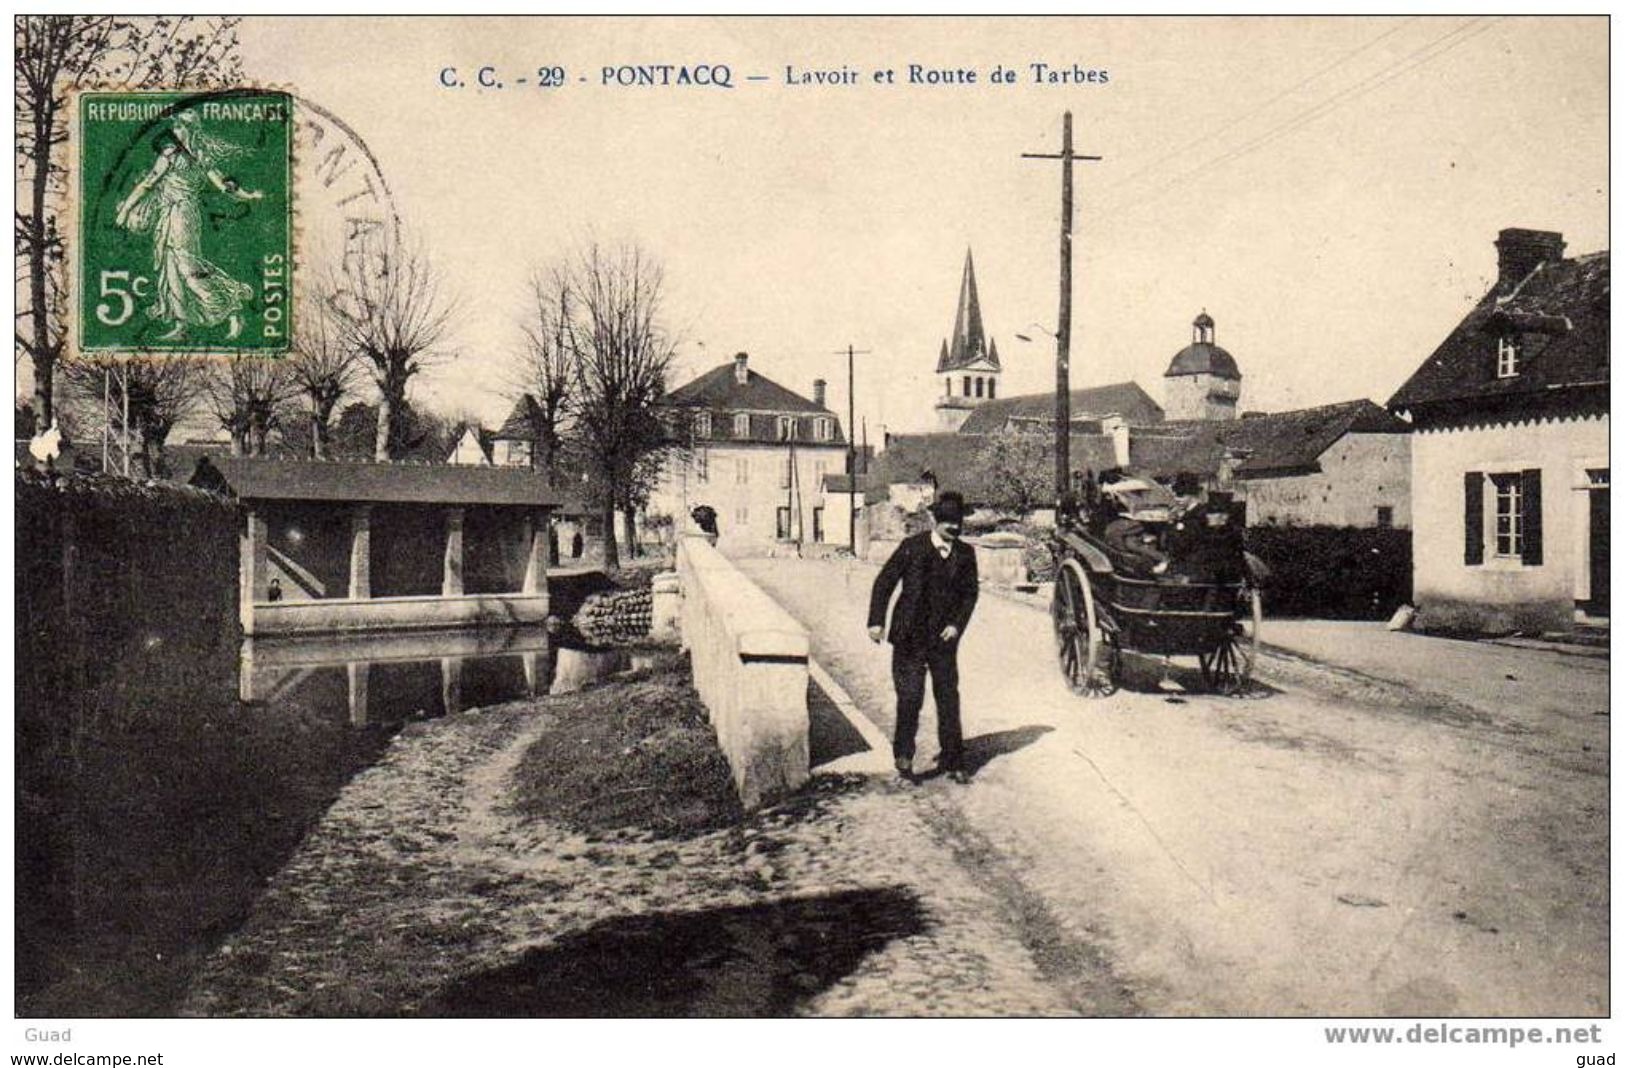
[733,352,749,385]
[1495,228,1565,288]
[812,378,827,407]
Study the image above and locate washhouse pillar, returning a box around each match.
[443,507,465,596]
[348,504,372,599]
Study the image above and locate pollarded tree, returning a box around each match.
[286,290,365,459]
[323,236,457,461]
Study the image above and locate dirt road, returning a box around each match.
[738,556,1609,1017]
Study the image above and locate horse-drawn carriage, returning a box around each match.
[1049,478,1262,697]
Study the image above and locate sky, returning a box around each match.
[222,15,1606,442]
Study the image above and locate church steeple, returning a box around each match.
[933,247,1005,431]
[936,248,1001,373]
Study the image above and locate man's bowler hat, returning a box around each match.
[930,491,967,524]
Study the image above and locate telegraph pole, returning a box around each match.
[1023,111,1102,503]
[835,343,871,553]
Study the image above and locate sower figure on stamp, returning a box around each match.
[867,491,980,784]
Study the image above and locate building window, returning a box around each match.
[813,417,831,442]
[962,375,972,397]
[735,506,749,526]
[780,455,792,489]
[777,415,795,441]
[1491,473,1523,558]
[1375,506,1393,529]
[775,507,792,540]
[695,412,711,438]
[734,412,751,437]
[988,379,996,399]
[736,458,749,485]
[813,507,825,542]
[974,378,984,398]
[695,448,708,484]
[503,441,532,467]
[1467,469,1543,566]
[1497,335,1520,378]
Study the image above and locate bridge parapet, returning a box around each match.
[676,535,809,809]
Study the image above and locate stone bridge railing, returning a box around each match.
[676,535,809,809]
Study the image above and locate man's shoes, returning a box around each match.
[945,768,970,785]
[895,757,913,779]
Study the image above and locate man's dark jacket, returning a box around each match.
[867,531,979,650]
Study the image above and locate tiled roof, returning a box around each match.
[189,457,561,507]
[1389,249,1609,415]
[665,358,846,446]
[1223,400,1408,477]
[870,431,1119,505]
[495,395,542,441]
[957,381,1165,433]
[1128,399,1408,479]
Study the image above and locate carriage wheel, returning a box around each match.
[1200,583,1262,695]
[1052,561,1118,698]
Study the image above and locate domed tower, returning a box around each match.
[933,249,1003,431]
[1163,311,1242,421]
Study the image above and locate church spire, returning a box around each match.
[943,248,994,371]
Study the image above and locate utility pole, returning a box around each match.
[1023,111,1102,503]
[834,344,871,553]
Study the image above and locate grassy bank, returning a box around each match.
[510,651,743,838]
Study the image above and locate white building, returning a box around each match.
[650,353,849,552]
[1389,228,1608,633]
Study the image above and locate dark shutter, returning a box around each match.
[1521,468,1543,565]
[1464,472,1485,565]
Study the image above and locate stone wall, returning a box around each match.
[676,535,809,809]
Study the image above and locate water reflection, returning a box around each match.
[240,627,643,725]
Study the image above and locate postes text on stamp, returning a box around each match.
[78,90,292,355]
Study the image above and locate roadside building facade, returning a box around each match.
[1389,228,1608,632]
[650,352,848,552]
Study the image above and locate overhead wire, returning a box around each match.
[1096,16,1420,199]
[1102,16,1504,217]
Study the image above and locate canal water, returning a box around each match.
[18,623,644,1018]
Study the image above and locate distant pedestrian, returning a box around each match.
[867,490,979,783]
[571,529,584,559]
[267,577,283,602]
[691,504,719,546]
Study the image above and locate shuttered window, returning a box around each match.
[1466,468,1543,566]
[1464,472,1484,565]
[1520,468,1543,565]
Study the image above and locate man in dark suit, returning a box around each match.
[867,491,980,783]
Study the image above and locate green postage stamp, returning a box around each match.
[77,90,293,355]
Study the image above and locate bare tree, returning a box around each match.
[324,237,457,461]
[286,291,364,459]
[555,242,682,570]
[61,356,206,477]
[201,356,297,457]
[511,267,577,487]
[15,15,242,426]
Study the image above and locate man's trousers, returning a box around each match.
[891,642,963,770]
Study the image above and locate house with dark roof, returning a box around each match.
[1388,228,1608,632]
[650,352,848,550]
[186,456,559,635]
